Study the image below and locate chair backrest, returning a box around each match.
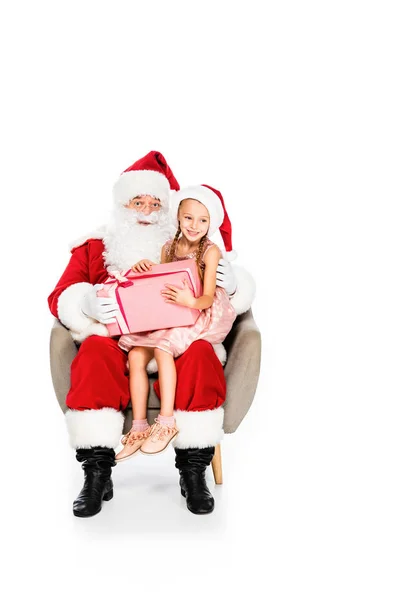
[222,309,261,433]
[50,320,78,413]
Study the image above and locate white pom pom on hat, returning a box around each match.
[170,184,237,261]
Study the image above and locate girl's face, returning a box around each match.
[178,199,210,242]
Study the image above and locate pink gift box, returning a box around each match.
[97,259,203,336]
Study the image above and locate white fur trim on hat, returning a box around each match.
[225,250,238,261]
[173,407,224,449]
[229,265,256,315]
[113,170,170,208]
[65,408,124,449]
[170,186,224,237]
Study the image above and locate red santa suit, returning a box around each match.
[48,156,256,452]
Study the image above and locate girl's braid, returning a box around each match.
[195,235,208,281]
[167,225,181,263]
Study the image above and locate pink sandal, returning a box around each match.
[115,427,152,462]
[140,418,179,455]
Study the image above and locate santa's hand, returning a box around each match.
[81,284,119,324]
[161,280,195,307]
[216,258,237,296]
[132,259,156,273]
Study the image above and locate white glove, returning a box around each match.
[216,258,237,296]
[81,284,119,324]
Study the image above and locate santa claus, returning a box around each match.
[48,151,255,517]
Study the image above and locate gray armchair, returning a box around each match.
[50,309,261,484]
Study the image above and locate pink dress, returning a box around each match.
[118,238,237,357]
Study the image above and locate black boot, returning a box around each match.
[73,446,116,518]
[175,447,215,515]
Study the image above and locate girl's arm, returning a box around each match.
[189,244,221,310]
[160,243,168,264]
[160,244,221,309]
[132,243,168,272]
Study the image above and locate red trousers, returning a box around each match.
[67,337,226,412]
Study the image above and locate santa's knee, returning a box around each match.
[175,340,218,371]
[77,336,125,368]
[183,339,215,358]
[79,335,117,355]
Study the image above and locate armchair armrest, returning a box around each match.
[50,319,78,413]
[223,309,261,433]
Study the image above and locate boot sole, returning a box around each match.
[180,488,214,515]
[73,489,113,518]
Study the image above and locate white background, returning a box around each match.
[1,1,399,598]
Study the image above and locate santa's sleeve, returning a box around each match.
[229,265,256,315]
[48,243,109,342]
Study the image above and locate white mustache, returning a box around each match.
[136,212,159,224]
[115,206,170,227]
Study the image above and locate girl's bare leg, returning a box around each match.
[154,348,176,417]
[128,347,154,420]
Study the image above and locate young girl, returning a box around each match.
[115,185,237,462]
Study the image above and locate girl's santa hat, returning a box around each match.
[170,184,237,261]
[113,150,180,209]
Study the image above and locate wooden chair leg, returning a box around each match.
[211,443,223,484]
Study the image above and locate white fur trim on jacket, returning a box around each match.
[230,265,256,315]
[113,170,170,208]
[145,343,227,375]
[65,408,124,449]
[69,226,106,251]
[173,407,224,449]
[146,358,158,375]
[212,343,227,365]
[72,322,110,343]
[57,282,109,342]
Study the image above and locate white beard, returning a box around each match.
[103,206,175,272]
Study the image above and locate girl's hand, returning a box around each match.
[161,280,195,307]
[131,259,156,273]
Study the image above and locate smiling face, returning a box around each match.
[126,195,162,225]
[178,198,210,242]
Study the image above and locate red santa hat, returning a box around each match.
[170,184,237,261]
[112,150,180,209]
